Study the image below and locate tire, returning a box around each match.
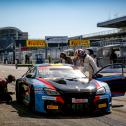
[16,82,23,104]
[16,82,20,103]
[29,86,35,112]
[6,93,12,104]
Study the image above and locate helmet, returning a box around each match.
[75,49,86,57]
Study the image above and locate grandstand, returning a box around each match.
[83,16,126,47]
[0,27,28,50]
[0,27,28,63]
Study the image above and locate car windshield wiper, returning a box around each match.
[66,76,86,80]
[65,77,78,80]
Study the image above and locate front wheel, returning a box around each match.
[16,82,23,103]
[29,86,35,112]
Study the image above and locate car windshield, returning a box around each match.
[38,66,86,79]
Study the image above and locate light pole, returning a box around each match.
[45,43,48,59]
[12,38,16,64]
[13,31,18,64]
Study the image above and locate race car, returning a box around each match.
[16,63,112,114]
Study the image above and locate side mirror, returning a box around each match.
[93,73,103,79]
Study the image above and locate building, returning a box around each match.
[45,36,68,59]
[0,27,28,63]
[83,16,126,47]
[82,16,126,66]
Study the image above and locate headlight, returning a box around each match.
[44,88,60,96]
[96,87,106,95]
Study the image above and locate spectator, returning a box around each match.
[60,52,73,64]
[48,55,52,63]
[110,49,117,64]
[25,54,30,64]
[0,75,15,103]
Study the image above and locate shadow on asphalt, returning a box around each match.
[10,101,106,119]
[112,105,124,108]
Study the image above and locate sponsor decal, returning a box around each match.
[72,98,88,103]
[98,103,107,108]
[35,89,45,94]
[47,105,58,109]
[38,67,51,79]
[34,88,43,91]
[50,64,63,66]
[42,96,56,100]
[99,95,108,99]
[38,66,48,70]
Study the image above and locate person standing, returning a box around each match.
[60,52,73,64]
[0,75,15,103]
[110,49,117,64]
[73,49,98,80]
[48,55,52,63]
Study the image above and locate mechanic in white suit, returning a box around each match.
[73,49,98,81]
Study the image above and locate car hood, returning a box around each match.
[45,77,97,93]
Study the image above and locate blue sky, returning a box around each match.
[0,0,126,39]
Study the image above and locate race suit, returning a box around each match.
[82,54,98,80]
[74,54,98,80]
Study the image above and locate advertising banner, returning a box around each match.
[81,40,90,47]
[26,40,47,47]
[69,39,81,46]
[69,39,90,47]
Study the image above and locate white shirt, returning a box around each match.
[74,54,98,80]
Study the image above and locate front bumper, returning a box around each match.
[43,93,111,114]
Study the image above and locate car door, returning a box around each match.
[94,63,126,97]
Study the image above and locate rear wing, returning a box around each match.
[15,63,33,69]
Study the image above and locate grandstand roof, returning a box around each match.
[97,16,126,28]
[0,26,22,32]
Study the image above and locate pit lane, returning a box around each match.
[0,64,126,126]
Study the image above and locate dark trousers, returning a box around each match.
[0,86,12,103]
